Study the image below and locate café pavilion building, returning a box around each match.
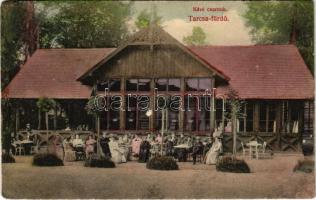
[3,25,314,152]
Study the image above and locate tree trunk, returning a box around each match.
[38,109,41,129]
[46,112,49,152]
[161,109,165,156]
[96,115,100,158]
[232,114,237,157]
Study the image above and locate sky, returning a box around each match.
[129,1,253,45]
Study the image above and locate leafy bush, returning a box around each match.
[2,153,15,163]
[216,156,250,173]
[33,153,63,166]
[36,97,56,113]
[146,156,179,170]
[84,154,115,168]
[294,160,314,173]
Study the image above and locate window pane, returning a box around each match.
[260,104,267,120]
[97,81,109,91]
[109,79,121,91]
[238,119,244,132]
[168,79,180,91]
[245,103,254,132]
[138,111,149,130]
[215,100,223,129]
[168,110,179,130]
[100,111,108,130]
[185,78,198,91]
[109,96,120,130]
[125,96,137,130]
[126,79,137,91]
[199,97,210,131]
[156,110,162,130]
[184,96,197,131]
[138,79,151,91]
[199,78,212,91]
[156,79,167,91]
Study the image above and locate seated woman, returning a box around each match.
[72,134,84,147]
[63,137,76,162]
[205,137,222,165]
[109,136,126,164]
[99,132,111,158]
[85,135,96,158]
[155,133,163,144]
[131,134,142,157]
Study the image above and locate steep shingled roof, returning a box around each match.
[3,45,314,99]
[189,44,314,99]
[3,48,115,99]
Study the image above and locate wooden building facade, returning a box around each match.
[3,25,314,152]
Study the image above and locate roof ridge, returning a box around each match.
[188,44,295,48]
[37,48,116,50]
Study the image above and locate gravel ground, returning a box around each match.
[2,154,314,199]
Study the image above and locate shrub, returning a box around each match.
[84,154,115,168]
[216,156,250,173]
[294,160,314,173]
[146,156,179,170]
[2,153,15,163]
[33,153,63,166]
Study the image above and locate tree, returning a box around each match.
[183,26,207,45]
[135,8,162,29]
[85,96,105,158]
[1,1,37,90]
[2,1,38,152]
[36,97,57,147]
[224,88,245,157]
[36,1,132,48]
[244,1,314,72]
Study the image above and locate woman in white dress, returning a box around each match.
[131,134,142,156]
[109,137,126,164]
[205,137,222,165]
[63,138,76,162]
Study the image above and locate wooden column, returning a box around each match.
[150,78,155,132]
[254,102,260,132]
[179,78,185,133]
[53,103,57,130]
[209,78,215,133]
[15,107,20,133]
[37,108,41,130]
[275,101,282,150]
[120,77,125,132]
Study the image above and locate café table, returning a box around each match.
[246,141,262,160]
[174,144,191,162]
[14,140,34,155]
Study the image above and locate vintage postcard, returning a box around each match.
[1,0,314,199]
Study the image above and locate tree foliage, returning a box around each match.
[135,8,162,29]
[36,1,132,48]
[85,96,105,116]
[244,1,314,72]
[183,26,207,45]
[1,1,26,89]
[36,97,56,113]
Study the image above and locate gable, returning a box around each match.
[78,25,229,84]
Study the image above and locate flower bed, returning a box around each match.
[216,156,250,173]
[33,153,63,166]
[2,153,15,163]
[146,156,179,170]
[84,154,115,168]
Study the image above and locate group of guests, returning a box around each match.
[51,128,223,165]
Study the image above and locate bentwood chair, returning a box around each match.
[15,144,25,156]
[241,142,250,158]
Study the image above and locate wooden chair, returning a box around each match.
[241,142,250,158]
[258,142,272,159]
[15,144,25,155]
